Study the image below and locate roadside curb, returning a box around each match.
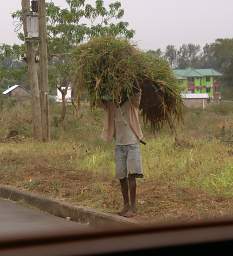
[0,185,138,226]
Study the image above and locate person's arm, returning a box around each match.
[129,90,141,108]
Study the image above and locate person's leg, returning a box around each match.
[115,145,130,216]
[119,178,130,215]
[127,144,143,216]
[128,174,137,213]
[119,177,136,217]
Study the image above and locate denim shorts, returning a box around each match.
[115,143,143,180]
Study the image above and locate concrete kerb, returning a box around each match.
[0,185,138,227]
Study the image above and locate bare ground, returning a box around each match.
[1,161,233,224]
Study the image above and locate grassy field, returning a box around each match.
[0,98,233,224]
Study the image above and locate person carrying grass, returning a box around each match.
[100,86,144,218]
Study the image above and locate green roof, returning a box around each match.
[173,68,222,79]
[195,69,222,77]
[176,76,186,80]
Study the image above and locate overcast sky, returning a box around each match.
[1,0,233,50]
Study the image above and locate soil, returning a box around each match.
[2,165,233,224]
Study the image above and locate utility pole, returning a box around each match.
[38,0,50,141]
[21,0,42,140]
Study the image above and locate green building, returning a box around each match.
[173,68,222,99]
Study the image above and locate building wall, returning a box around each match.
[194,77,203,94]
[181,76,215,97]
[183,98,208,109]
[9,87,30,98]
[179,76,221,99]
[206,76,214,86]
[56,87,72,102]
[194,77,201,86]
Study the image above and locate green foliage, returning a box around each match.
[211,39,233,86]
[46,0,134,91]
[0,44,26,89]
[0,66,27,89]
[202,166,233,196]
[46,0,134,55]
[164,45,177,67]
[177,44,201,68]
[146,49,162,58]
[150,43,202,69]
[0,99,32,138]
[221,85,233,100]
[12,0,134,92]
[0,44,24,62]
[150,39,233,92]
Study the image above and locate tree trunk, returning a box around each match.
[60,93,67,127]
[21,0,42,140]
[38,0,50,141]
[71,96,81,118]
[28,46,43,139]
[71,86,81,118]
[57,83,68,127]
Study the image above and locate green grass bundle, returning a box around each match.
[72,37,183,130]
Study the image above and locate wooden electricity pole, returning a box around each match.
[38,0,50,141]
[21,0,42,140]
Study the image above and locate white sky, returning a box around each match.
[1,0,233,50]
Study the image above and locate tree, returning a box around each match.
[146,38,233,92]
[211,39,233,86]
[164,45,177,68]
[147,49,163,58]
[13,0,134,127]
[45,0,134,56]
[0,44,26,90]
[44,0,134,88]
[177,44,201,68]
[199,39,233,87]
[46,0,134,123]
[199,43,215,68]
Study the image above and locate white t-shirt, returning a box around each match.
[114,102,138,145]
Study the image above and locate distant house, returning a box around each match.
[173,68,222,108]
[2,85,30,99]
[56,86,72,103]
[181,93,209,109]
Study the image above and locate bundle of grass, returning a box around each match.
[72,37,183,130]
